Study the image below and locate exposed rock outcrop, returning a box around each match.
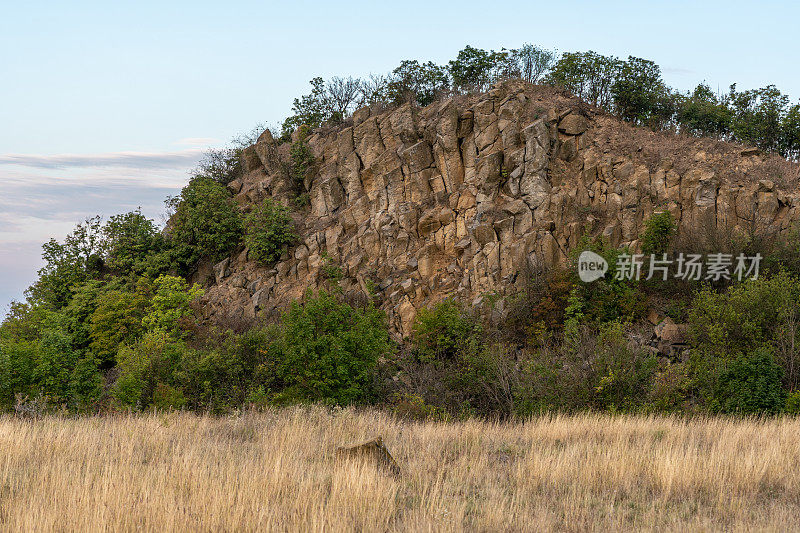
[199,80,800,338]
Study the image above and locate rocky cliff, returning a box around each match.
[198,80,800,337]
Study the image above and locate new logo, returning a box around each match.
[577,250,608,282]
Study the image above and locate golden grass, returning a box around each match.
[1,408,800,532]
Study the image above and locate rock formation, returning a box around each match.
[198,80,800,338]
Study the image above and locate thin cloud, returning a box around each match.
[0,149,206,170]
[174,137,221,146]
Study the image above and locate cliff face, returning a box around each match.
[198,80,800,337]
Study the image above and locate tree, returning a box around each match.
[166,177,243,272]
[244,199,296,265]
[387,60,449,106]
[100,210,168,277]
[281,77,331,137]
[27,217,104,310]
[326,76,361,120]
[266,290,391,405]
[781,103,800,160]
[677,84,732,138]
[141,275,204,336]
[89,283,149,364]
[448,46,507,93]
[514,44,556,83]
[611,56,666,125]
[357,74,390,107]
[727,84,789,153]
[547,51,621,108]
[193,148,243,186]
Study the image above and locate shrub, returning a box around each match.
[689,272,800,360]
[244,199,296,265]
[289,127,315,193]
[113,331,189,409]
[411,300,482,364]
[517,323,657,414]
[142,275,204,336]
[89,283,149,365]
[711,348,785,414]
[100,210,169,277]
[167,177,243,272]
[785,390,800,415]
[567,235,647,328]
[179,327,272,413]
[192,147,243,186]
[266,290,391,406]
[640,211,676,256]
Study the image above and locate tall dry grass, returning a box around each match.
[1,407,799,531]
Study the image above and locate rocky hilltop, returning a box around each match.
[198,80,799,337]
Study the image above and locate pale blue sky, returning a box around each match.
[1,0,798,310]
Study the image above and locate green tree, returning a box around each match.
[167,177,243,272]
[678,84,732,138]
[100,210,169,277]
[387,60,449,106]
[281,77,331,137]
[547,51,621,108]
[141,275,204,336]
[780,102,800,160]
[113,330,189,409]
[89,282,149,364]
[728,84,790,153]
[244,199,296,264]
[611,56,667,125]
[28,216,104,310]
[513,43,556,83]
[448,46,508,92]
[266,290,391,405]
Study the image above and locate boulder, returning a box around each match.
[558,113,589,135]
[335,436,401,477]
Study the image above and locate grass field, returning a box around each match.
[1,407,799,531]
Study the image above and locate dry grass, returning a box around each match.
[1,408,800,531]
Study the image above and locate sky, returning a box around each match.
[1,0,799,312]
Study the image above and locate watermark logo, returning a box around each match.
[578,250,609,282]
[577,252,762,282]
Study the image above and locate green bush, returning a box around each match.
[567,235,647,328]
[641,211,676,256]
[167,177,243,272]
[411,300,482,363]
[265,290,391,406]
[517,322,657,415]
[179,327,272,413]
[89,283,149,364]
[711,348,785,415]
[244,199,296,265]
[113,331,189,409]
[688,272,800,359]
[141,275,204,336]
[289,127,315,193]
[785,390,800,415]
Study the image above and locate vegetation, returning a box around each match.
[243,199,296,265]
[3,42,800,418]
[167,177,243,272]
[276,44,800,161]
[4,409,800,530]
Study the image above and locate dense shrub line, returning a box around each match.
[4,204,800,417]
